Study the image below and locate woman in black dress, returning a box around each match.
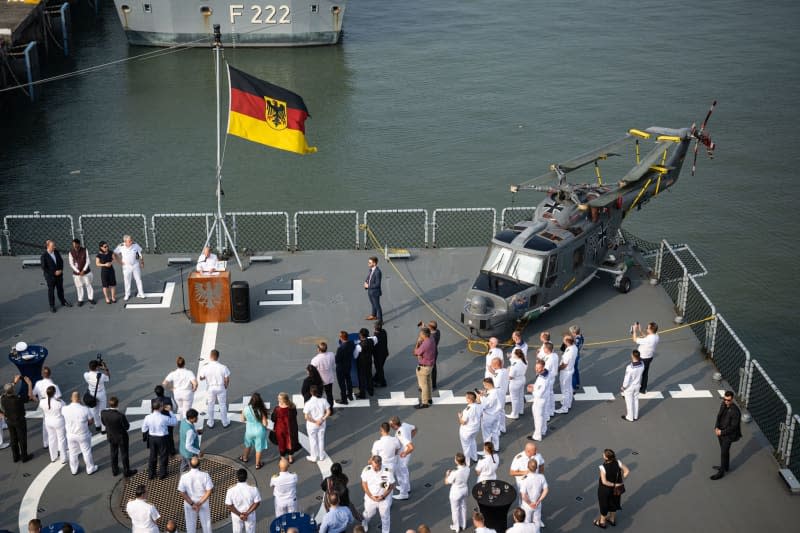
[95,241,117,303]
[594,448,630,528]
[320,462,363,520]
[301,364,324,402]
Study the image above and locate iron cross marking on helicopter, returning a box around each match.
[461,102,717,338]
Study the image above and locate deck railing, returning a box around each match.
[2,209,799,480]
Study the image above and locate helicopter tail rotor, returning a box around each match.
[691,100,717,175]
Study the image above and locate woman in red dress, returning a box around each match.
[271,392,301,463]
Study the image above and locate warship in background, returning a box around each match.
[111,0,345,47]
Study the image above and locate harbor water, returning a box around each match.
[1,0,798,404]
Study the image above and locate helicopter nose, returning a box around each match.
[468,295,491,315]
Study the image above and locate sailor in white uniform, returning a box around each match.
[269,458,298,517]
[61,391,97,475]
[621,350,645,421]
[371,422,402,473]
[509,331,529,359]
[126,484,160,533]
[541,343,559,419]
[478,378,502,451]
[474,441,500,482]
[458,391,483,464]
[113,234,145,300]
[178,456,214,533]
[489,358,510,432]
[555,336,577,414]
[507,349,528,419]
[303,385,331,461]
[197,349,231,428]
[528,360,548,441]
[389,416,416,499]
[31,366,61,448]
[509,443,545,505]
[361,455,396,533]
[518,459,548,527]
[445,452,471,531]
[163,356,198,417]
[484,337,504,378]
[225,468,262,533]
[84,359,110,432]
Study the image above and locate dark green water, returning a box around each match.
[1,0,798,404]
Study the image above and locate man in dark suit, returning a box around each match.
[100,396,137,477]
[364,256,383,321]
[334,331,354,404]
[1,376,33,462]
[710,390,742,480]
[40,239,72,313]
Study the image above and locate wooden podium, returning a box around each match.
[188,271,231,323]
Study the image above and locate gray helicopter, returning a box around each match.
[461,102,717,338]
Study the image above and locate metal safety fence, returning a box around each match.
[151,213,213,254]
[744,360,793,456]
[78,214,149,253]
[500,206,537,229]
[710,314,750,396]
[788,415,800,480]
[294,210,358,250]
[657,240,689,314]
[671,244,708,278]
[363,209,428,249]
[227,211,290,253]
[2,214,75,256]
[431,208,496,248]
[683,276,716,353]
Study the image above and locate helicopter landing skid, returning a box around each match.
[597,261,632,293]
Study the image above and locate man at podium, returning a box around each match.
[196,247,219,273]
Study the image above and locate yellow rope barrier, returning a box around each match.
[581,315,716,347]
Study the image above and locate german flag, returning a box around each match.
[227,65,317,155]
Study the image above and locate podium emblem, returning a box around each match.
[193,281,223,309]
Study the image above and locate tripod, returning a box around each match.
[170,264,191,319]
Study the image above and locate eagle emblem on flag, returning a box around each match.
[265,97,288,130]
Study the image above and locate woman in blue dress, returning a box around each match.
[239,392,269,469]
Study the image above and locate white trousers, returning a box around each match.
[449,488,468,530]
[184,501,211,533]
[275,498,297,517]
[480,413,501,451]
[624,389,640,421]
[509,380,526,417]
[396,454,411,494]
[546,375,557,417]
[206,387,228,426]
[174,389,195,417]
[532,399,547,440]
[72,272,94,301]
[559,370,574,410]
[459,427,479,463]
[122,264,144,298]
[90,391,108,431]
[498,390,508,432]
[522,501,543,530]
[45,417,67,463]
[306,422,327,460]
[363,495,392,533]
[230,513,256,533]
[66,432,95,474]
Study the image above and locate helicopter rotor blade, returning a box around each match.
[617,142,668,184]
[700,100,717,132]
[557,135,634,172]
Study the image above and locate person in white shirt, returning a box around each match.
[458,391,483,464]
[163,356,198,417]
[445,452,471,532]
[113,234,145,300]
[389,416,416,500]
[311,342,336,409]
[472,511,497,533]
[61,391,97,475]
[507,349,528,420]
[555,335,577,414]
[225,468,261,533]
[142,400,177,479]
[506,507,538,533]
[269,458,298,516]
[474,441,500,482]
[178,456,214,533]
[68,239,95,305]
[484,337,503,378]
[39,385,67,463]
[303,385,331,462]
[195,246,219,273]
[371,422,402,472]
[478,378,502,451]
[197,349,231,428]
[509,331,528,359]
[509,442,545,509]
[541,343,559,420]
[518,459,548,527]
[126,484,160,533]
[632,321,659,394]
[32,366,61,449]
[621,350,645,422]
[360,455,396,533]
[84,358,110,433]
[489,358,510,433]
[528,360,548,441]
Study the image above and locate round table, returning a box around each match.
[43,522,84,533]
[269,512,317,533]
[8,344,48,399]
[472,479,517,533]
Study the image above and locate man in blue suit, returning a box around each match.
[364,256,383,321]
[40,240,72,313]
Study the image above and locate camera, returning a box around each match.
[95,353,106,366]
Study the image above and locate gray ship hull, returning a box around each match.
[111,0,345,47]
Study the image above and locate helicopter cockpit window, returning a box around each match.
[507,253,544,285]
[482,245,513,275]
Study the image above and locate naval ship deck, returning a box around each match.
[0,248,797,532]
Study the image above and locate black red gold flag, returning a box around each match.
[227,65,317,155]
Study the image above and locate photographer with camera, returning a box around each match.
[83,355,110,434]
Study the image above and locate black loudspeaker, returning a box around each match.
[231,281,250,323]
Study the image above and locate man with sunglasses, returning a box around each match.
[711,390,742,480]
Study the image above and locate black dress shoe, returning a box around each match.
[112,470,121,476]
[710,471,725,480]
[13,456,21,463]
[62,300,72,307]
[159,474,169,480]
[22,454,34,462]
[413,403,429,409]
[50,306,56,313]
[124,469,138,477]
[77,301,84,307]
[335,399,348,405]
[89,299,96,305]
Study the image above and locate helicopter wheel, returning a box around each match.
[617,276,631,294]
